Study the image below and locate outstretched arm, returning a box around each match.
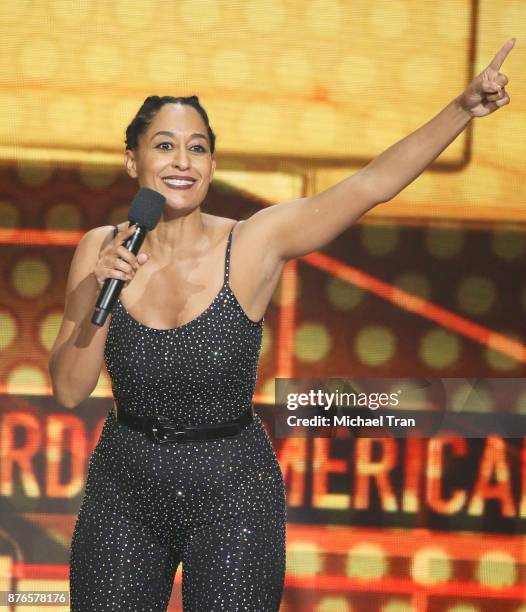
[360,37,514,205]
[246,38,515,262]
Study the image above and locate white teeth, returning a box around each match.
[163,178,194,186]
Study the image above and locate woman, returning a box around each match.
[52,95,291,611]
[49,38,513,612]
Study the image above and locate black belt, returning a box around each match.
[115,404,254,444]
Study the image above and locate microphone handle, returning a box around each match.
[91,224,148,327]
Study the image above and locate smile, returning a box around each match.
[162,177,196,190]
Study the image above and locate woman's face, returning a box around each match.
[125,103,216,214]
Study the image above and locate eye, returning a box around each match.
[155,142,207,152]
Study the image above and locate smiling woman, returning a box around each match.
[123,95,217,212]
[52,94,288,612]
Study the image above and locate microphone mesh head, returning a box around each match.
[128,187,166,230]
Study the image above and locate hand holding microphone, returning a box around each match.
[93,224,149,289]
[91,187,166,326]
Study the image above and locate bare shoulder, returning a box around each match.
[201,213,237,242]
[48,224,117,360]
[201,213,270,260]
[222,210,282,283]
[78,224,118,259]
[201,212,283,321]
[201,213,235,228]
[232,207,276,246]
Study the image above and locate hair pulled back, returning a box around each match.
[124,95,216,156]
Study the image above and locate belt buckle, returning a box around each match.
[143,415,187,444]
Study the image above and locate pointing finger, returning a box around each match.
[489,38,516,71]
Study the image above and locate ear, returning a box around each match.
[124,149,138,179]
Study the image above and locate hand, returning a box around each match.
[94,224,149,289]
[457,37,515,118]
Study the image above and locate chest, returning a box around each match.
[105,295,262,383]
[119,257,226,330]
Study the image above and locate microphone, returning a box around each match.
[91,187,166,327]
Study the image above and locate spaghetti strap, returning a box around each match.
[112,225,119,238]
[223,222,237,286]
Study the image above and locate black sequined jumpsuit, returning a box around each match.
[69,222,287,611]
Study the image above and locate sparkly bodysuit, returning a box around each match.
[69,222,287,611]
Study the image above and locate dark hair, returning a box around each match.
[124,95,216,156]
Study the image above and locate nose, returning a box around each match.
[171,143,190,169]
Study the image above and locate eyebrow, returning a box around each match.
[150,130,208,143]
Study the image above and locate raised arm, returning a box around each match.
[246,38,515,262]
